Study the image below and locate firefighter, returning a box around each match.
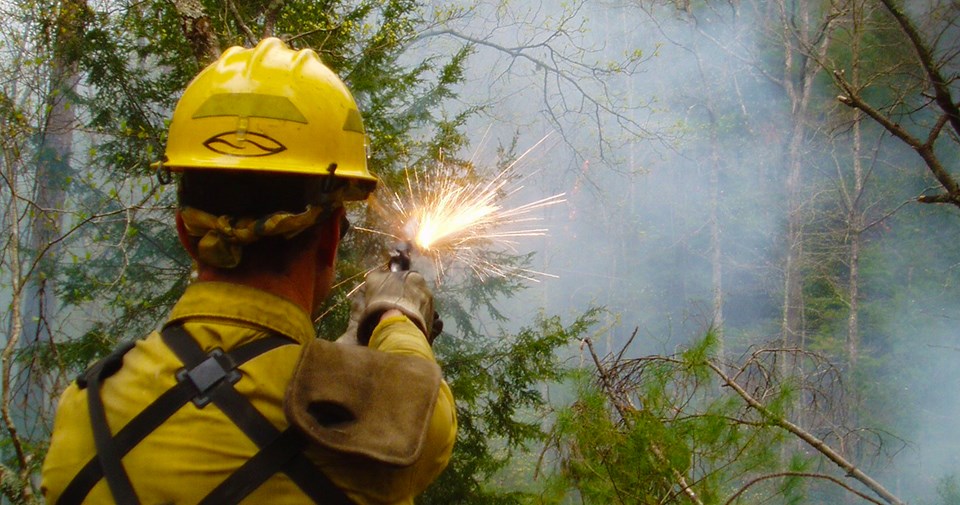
[41,38,457,505]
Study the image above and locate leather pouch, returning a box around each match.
[284,339,441,466]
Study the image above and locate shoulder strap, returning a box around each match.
[161,325,355,504]
[85,341,140,505]
[58,328,296,505]
[199,428,354,505]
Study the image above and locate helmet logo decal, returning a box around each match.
[203,131,287,157]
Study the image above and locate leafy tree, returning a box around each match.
[1,0,94,501]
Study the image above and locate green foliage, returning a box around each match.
[538,332,826,504]
[423,309,601,504]
[24,323,112,376]
[541,376,685,504]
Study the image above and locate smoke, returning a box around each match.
[409,0,960,502]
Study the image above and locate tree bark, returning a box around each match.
[172,0,221,66]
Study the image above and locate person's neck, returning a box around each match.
[196,260,315,315]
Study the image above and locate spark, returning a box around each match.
[371,133,566,282]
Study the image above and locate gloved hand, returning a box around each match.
[356,269,436,345]
[338,295,445,346]
[335,290,364,345]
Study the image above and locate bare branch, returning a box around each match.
[418,28,653,136]
[284,23,341,45]
[614,326,639,364]
[705,360,906,505]
[879,0,960,138]
[860,198,912,233]
[412,20,661,166]
[226,0,257,47]
[836,72,960,206]
[724,472,886,505]
[925,112,950,148]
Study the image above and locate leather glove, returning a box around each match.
[357,270,435,345]
[339,286,444,345]
[335,290,365,345]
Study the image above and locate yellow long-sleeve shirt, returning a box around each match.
[41,281,456,504]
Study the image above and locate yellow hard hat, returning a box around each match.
[159,38,378,201]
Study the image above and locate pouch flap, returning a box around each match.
[284,339,441,466]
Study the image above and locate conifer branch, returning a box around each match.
[584,338,705,505]
[879,0,960,138]
[0,462,39,504]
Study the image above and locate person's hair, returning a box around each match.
[177,170,343,272]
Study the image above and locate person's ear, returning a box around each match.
[175,211,200,261]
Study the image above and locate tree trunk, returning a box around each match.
[687,17,728,362]
[776,0,834,365]
[843,2,867,481]
[778,0,798,359]
[772,1,838,470]
[1,84,37,505]
[846,0,865,373]
[782,120,806,355]
[173,0,221,66]
[16,0,85,438]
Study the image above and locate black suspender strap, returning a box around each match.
[86,344,141,505]
[281,437,357,505]
[59,381,202,504]
[199,428,354,505]
[58,329,295,505]
[161,325,355,505]
[198,428,304,505]
[163,326,275,445]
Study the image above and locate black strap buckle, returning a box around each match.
[175,348,241,408]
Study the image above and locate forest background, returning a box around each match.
[1,0,959,504]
